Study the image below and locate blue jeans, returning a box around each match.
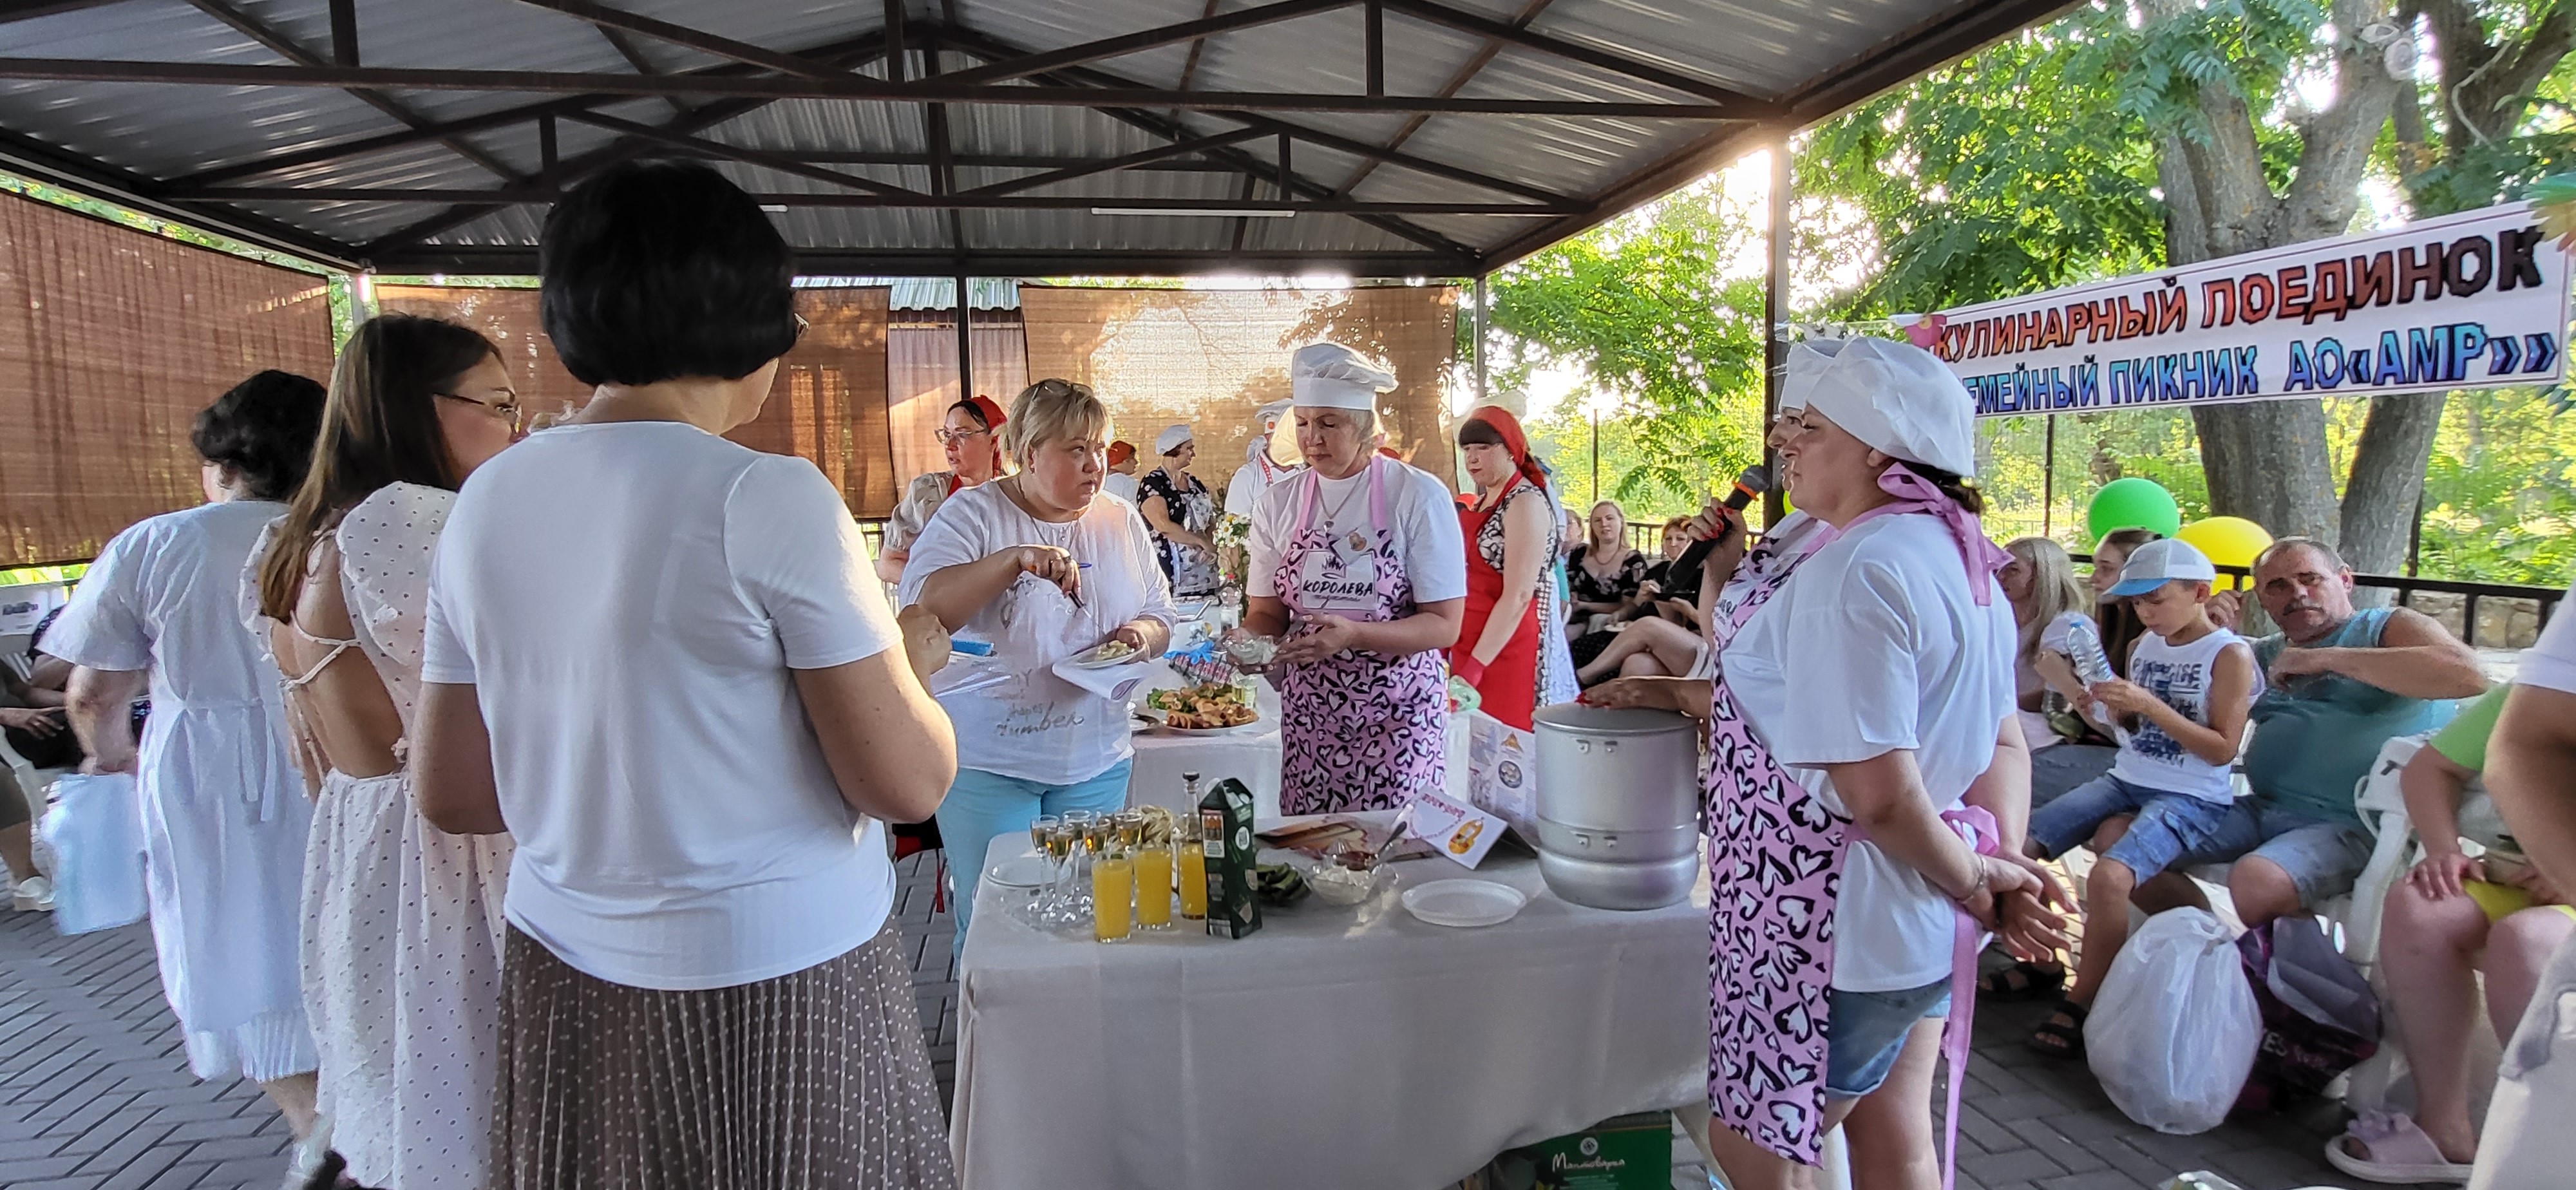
[1826,981,1951,1098]
[2171,798,2374,907]
[2027,773,2234,880]
[938,759,1133,958]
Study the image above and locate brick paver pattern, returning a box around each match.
[1,853,2439,1189]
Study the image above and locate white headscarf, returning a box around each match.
[1154,424,1193,455]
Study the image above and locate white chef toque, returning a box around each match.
[1155,424,1193,455]
[1784,335,1977,477]
[1289,343,1396,410]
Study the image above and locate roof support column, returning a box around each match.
[1470,272,1488,493]
[956,272,974,407]
[1760,136,1789,528]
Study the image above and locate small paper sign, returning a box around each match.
[1050,656,1150,702]
[1403,789,1506,869]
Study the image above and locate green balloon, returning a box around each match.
[2087,477,2182,541]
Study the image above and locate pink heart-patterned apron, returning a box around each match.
[1705,475,2009,1188]
[1272,457,1448,813]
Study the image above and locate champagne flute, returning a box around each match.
[1029,814,1063,921]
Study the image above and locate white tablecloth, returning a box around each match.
[1124,663,1282,819]
[949,816,1710,1190]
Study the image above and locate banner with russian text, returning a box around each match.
[1908,201,2573,417]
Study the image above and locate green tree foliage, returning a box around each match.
[1476,183,1770,514]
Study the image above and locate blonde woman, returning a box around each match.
[902,379,1179,952]
[1998,537,2088,713]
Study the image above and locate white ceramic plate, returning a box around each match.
[983,855,1054,890]
[1066,641,1144,669]
[1401,879,1528,928]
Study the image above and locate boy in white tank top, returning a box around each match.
[2018,538,2263,1057]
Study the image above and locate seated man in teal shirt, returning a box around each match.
[2142,537,2486,925]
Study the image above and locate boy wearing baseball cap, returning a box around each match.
[2019,537,2264,1057]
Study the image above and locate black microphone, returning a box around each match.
[1671,464,1770,576]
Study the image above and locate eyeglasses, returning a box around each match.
[792,313,810,343]
[435,390,524,433]
[934,426,994,446]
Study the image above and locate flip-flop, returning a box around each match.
[2323,1111,2474,1185]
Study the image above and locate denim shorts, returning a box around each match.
[2026,773,2234,881]
[1826,980,1951,1099]
[2170,800,2374,907]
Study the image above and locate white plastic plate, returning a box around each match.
[983,855,1053,890]
[1401,879,1528,928]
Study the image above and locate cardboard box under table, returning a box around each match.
[951,811,1710,1190]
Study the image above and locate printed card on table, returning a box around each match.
[1403,790,1506,869]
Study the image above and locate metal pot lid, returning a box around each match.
[1531,704,1695,736]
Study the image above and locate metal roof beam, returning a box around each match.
[0,58,1749,117]
[383,243,1481,275]
[923,20,1571,207]
[592,24,691,117]
[955,127,1268,197]
[1380,0,1770,109]
[504,0,859,79]
[1332,0,1554,198]
[356,34,895,260]
[0,118,359,268]
[942,0,1358,85]
[159,32,891,189]
[559,109,926,196]
[182,0,527,185]
[0,0,126,26]
[925,21,1478,256]
[177,187,1560,215]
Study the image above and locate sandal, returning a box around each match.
[1978,959,2066,1002]
[2027,999,2088,1059]
[2324,1111,2474,1185]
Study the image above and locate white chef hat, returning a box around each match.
[1289,343,1396,410]
[1155,424,1193,455]
[1786,335,1977,477]
[1253,398,1291,429]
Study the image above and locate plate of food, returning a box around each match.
[1141,683,1262,732]
[1066,638,1144,669]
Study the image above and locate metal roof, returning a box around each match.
[0,0,2076,276]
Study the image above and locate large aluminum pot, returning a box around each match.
[1530,704,1700,911]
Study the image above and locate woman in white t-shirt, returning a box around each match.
[412,162,958,1190]
[1700,337,2065,1190]
[1245,344,1466,813]
[248,314,520,1190]
[900,377,1177,953]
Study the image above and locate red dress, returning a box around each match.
[1452,480,1543,731]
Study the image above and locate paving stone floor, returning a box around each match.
[1,853,2431,1190]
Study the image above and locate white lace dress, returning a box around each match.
[258,484,513,1190]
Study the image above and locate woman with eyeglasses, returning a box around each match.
[50,370,328,1149]
[878,394,1009,584]
[247,314,519,1190]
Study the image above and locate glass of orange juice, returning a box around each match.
[1134,822,1175,930]
[1093,817,1137,943]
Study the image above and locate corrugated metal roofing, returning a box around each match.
[0,0,2076,276]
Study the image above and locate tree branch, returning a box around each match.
[2279,0,2401,243]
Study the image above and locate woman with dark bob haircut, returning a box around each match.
[50,370,328,1146]
[412,160,960,1189]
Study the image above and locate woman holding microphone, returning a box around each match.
[1244,344,1464,813]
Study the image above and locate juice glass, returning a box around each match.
[1134,834,1175,929]
[1092,835,1134,943]
[1177,836,1208,920]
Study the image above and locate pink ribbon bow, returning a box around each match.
[1875,466,2011,606]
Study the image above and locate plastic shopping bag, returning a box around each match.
[38,772,147,935]
[2086,908,2262,1134]
[2231,917,2380,1113]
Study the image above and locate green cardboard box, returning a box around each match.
[1477,1113,1671,1190]
[1199,777,1262,939]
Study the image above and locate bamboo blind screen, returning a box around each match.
[1018,285,1460,500]
[0,194,335,565]
[377,285,901,518]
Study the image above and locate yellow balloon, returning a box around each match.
[2174,516,2273,589]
